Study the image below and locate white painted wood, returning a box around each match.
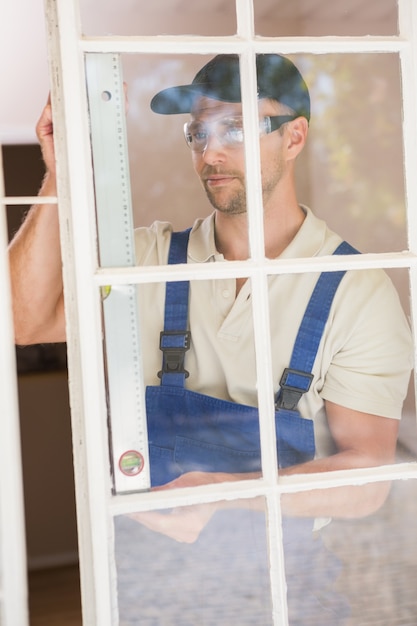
[108,460,417,516]
[0,151,29,625]
[44,0,119,623]
[3,196,57,205]
[236,11,290,618]
[79,35,408,55]
[91,250,417,289]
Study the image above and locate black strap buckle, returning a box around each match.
[276,367,313,410]
[158,331,191,378]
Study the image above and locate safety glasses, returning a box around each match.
[183,114,296,152]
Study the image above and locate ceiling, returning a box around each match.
[1,0,397,144]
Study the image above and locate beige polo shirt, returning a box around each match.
[135,207,413,457]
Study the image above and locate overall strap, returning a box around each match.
[158,229,192,387]
[276,240,359,410]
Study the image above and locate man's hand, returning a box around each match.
[128,471,243,543]
[129,503,214,544]
[36,95,56,178]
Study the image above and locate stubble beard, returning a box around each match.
[204,185,247,215]
[202,152,285,216]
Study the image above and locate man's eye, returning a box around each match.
[193,130,208,141]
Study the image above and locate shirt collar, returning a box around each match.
[277,206,328,259]
[188,212,223,263]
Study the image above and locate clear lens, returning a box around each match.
[184,122,208,151]
[183,115,281,152]
[184,116,247,152]
[219,117,244,145]
[261,116,272,135]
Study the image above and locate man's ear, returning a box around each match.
[285,116,309,159]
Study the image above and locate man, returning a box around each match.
[9,54,413,621]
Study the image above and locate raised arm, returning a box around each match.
[9,98,66,345]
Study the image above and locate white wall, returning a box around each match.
[0,0,49,143]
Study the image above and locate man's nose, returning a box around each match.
[201,133,226,164]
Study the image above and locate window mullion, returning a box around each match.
[80,35,407,55]
[239,11,289,621]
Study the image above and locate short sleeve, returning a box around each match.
[320,269,413,419]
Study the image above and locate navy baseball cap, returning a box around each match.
[150,53,310,121]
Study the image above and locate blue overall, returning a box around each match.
[144,229,356,623]
[146,229,356,484]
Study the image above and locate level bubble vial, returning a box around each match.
[119,450,145,476]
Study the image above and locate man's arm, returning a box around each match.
[279,400,399,518]
[9,98,66,345]
[129,402,399,542]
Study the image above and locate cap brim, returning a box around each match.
[150,84,242,115]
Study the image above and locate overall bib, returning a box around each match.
[146,228,355,484]
[144,229,356,623]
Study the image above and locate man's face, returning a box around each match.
[188,97,288,215]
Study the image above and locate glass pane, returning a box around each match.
[80,0,236,36]
[255,0,398,37]
[268,264,414,474]
[116,477,417,623]
[103,276,272,491]
[115,500,274,624]
[273,473,417,624]
[321,475,417,625]
[84,19,406,252]
[295,53,406,253]
[114,52,406,250]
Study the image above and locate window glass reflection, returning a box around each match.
[291,53,405,253]
[254,0,398,37]
[115,502,273,624]
[116,475,417,623]
[322,473,417,624]
[118,52,406,249]
[142,276,265,486]
[80,0,236,36]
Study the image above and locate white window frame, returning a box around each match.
[41,0,417,624]
[0,156,29,623]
